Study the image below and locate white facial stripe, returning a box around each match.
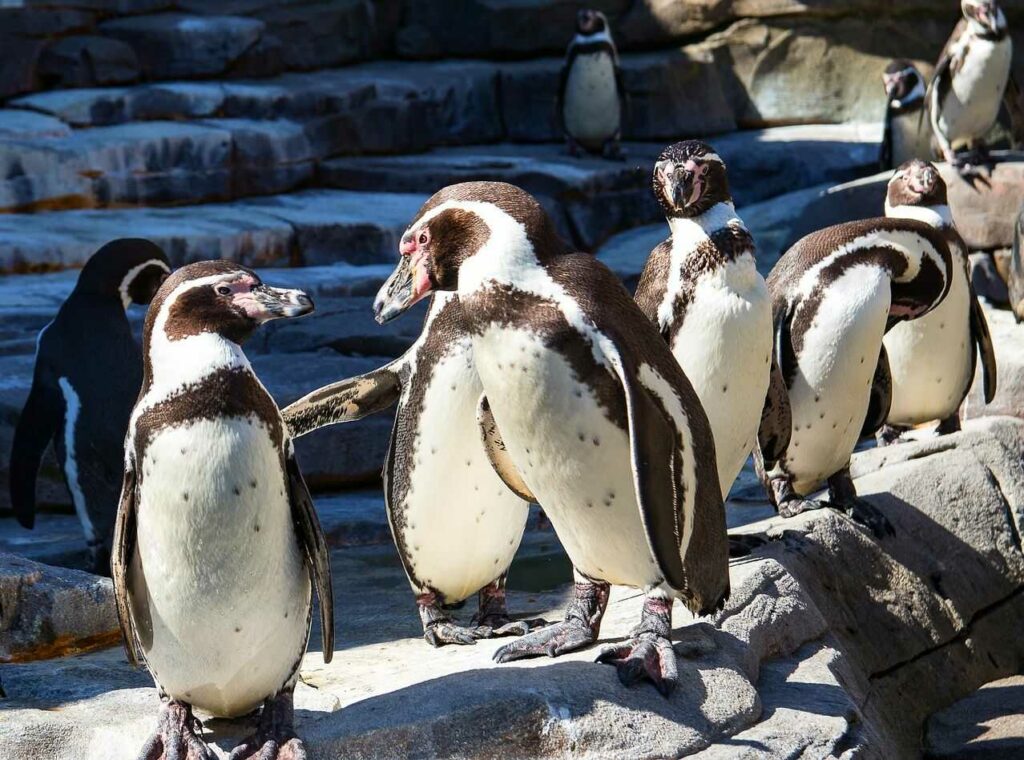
[698,152,724,165]
[885,203,954,229]
[572,28,613,47]
[119,258,171,310]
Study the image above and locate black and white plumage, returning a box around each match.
[757,215,954,535]
[635,140,784,501]
[10,239,170,574]
[880,59,931,170]
[283,288,546,648]
[879,159,996,444]
[112,260,331,760]
[558,9,625,159]
[373,180,729,695]
[927,0,1022,168]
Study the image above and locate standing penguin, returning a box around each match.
[9,239,170,574]
[757,216,954,533]
[112,261,332,760]
[283,290,547,647]
[558,8,625,159]
[879,159,996,444]
[880,59,931,170]
[927,0,1020,169]
[634,140,787,500]
[373,181,729,695]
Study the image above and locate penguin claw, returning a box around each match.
[777,497,829,519]
[228,691,305,760]
[471,611,550,638]
[423,621,485,647]
[595,634,678,697]
[138,701,214,760]
[840,497,896,539]
[492,620,596,663]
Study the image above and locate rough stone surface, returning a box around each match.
[940,156,1024,251]
[965,306,1024,422]
[0,109,71,140]
[37,35,139,88]
[0,552,119,663]
[925,674,1024,759]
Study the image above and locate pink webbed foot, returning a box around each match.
[138,700,214,760]
[227,690,305,760]
[595,595,678,696]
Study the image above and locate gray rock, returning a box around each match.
[0,109,70,140]
[925,674,1024,759]
[0,8,96,38]
[0,552,119,663]
[37,35,139,88]
[0,36,45,100]
[964,305,1024,422]
[99,13,265,79]
[940,156,1024,251]
[970,251,1010,306]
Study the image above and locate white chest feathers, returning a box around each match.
[938,33,1013,144]
[130,415,311,718]
[563,51,621,147]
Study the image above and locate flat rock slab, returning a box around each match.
[925,674,1024,759]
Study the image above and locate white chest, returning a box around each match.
[668,256,773,496]
[786,266,891,493]
[563,52,621,147]
[472,326,661,589]
[131,416,310,718]
[939,34,1013,143]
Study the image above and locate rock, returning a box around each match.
[0,109,70,140]
[37,36,139,88]
[970,252,1010,306]
[99,13,265,79]
[0,8,95,38]
[925,675,1024,759]
[940,156,1024,251]
[965,305,1024,422]
[0,552,119,663]
[0,36,45,100]
[201,117,317,196]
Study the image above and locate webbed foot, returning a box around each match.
[228,690,305,760]
[828,468,895,538]
[138,700,214,760]
[595,595,677,696]
[471,576,549,637]
[875,424,907,447]
[493,579,608,663]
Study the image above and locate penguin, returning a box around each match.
[927,0,1019,169]
[1011,203,1024,322]
[283,290,548,648]
[111,260,332,760]
[756,214,954,534]
[372,181,729,695]
[880,59,932,170]
[878,159,996,444]
[634,140,787,502]
[9,239,170,575]
[558,8,625,160]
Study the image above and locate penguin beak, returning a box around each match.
[248,285,315,322]
[374,250,432,324]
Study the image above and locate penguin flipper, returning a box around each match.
[285,447,334,663]
[9,371,63,530]
[281,360,403,438]
[758,354,792,469]
[111,461,143,666]
[861,345,893,440]
[475,394,536,503]
[969,286,998,404]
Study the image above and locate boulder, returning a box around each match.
[0,37,45,100]
[965,305,1024,422]
[37,36,139,88]
[940,157,1024,251]
[925,675,1024,759]
[0,552,119,663]
[99,13,265,79]
[0,109,70,140]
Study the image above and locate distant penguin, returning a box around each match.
[373,181,729,695]
[879,159,996,444]
[1011,203,1024,322]
[9,239,170,574]
[284,288,548,648]
[757,216,954,535]
[634,140,787,500]
[880,59,931,170]
[927,0,1018,169]
[112,261,331,760]
[559,8,625,159]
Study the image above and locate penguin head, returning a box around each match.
[886,159,948,209]
[652,140,732,220]
[963,0,1006,36]
[375,181,566,324]
[882,60,925,111]
[146,260,314,346]
[75,238,171,308]
[576,9,608,36]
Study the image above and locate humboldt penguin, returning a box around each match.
[373,181,729,695]
[635,140,786,501]
[112,261,332,760]
[879,159,996,444]
[283,289,547,647]
[9,239,170,574]
[927,0,1021,169]
[880,59,931,170]
[559,8,625,159]
[757,215,954,535]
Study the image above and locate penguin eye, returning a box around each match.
[216,285,232,296]
[419,231,429,245]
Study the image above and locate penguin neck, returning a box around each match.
[667,202,738,247]
[144,329,250,398]
[885,201,953,231]
[572,28,615,50]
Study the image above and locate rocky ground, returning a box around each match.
[3,1,1024,758]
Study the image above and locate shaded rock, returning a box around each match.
[0,37,45,100]
[925,674,1024,759]
[971,252,1010,306]
[201,117,317,196]
[0,109,70,140]
[0,8,95,38]
[99,13,264,79]
[37,35,139,88]
[0,552,119,663]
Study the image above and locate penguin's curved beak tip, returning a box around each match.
[374,252,431,324]
[250,285,314,322]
